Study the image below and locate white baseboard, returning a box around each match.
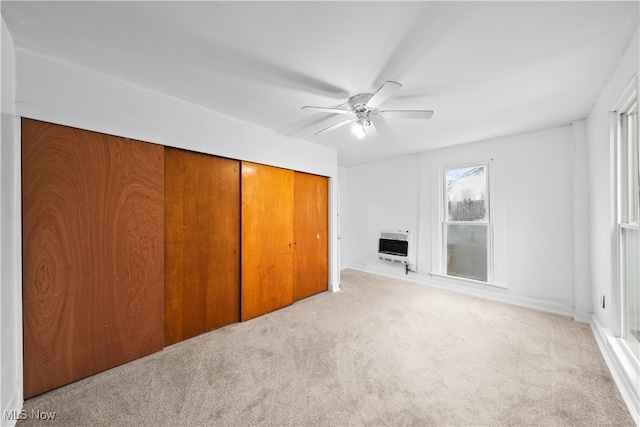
[590,314,640,426]
[573,313,592,324]
[343,265,576,318]
[329,281,340,292]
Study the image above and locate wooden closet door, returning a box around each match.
[294,172,329,301]
[164,148,240,345]
[22,119,164,398]
[241,162,294,321]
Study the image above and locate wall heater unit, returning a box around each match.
[378,230,415,266]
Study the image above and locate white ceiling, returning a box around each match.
[2,1,638,166]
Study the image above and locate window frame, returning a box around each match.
[612,76,639,360]
[441,160,494,284]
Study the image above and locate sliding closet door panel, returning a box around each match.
[164,148,240,345]
[294,172,329,301]
[241,162,294,321]
[22,119,164,398]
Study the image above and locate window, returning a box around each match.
[443,164,491,282]
[617,87,639,359]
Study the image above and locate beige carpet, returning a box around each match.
[17,269,634,426]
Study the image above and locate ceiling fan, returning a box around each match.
[301,81,434,139]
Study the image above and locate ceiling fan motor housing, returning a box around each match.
[349,93,374,112]
[349,93,375,125]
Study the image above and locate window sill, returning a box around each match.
[621,223,640,231]
[429,272,506,289]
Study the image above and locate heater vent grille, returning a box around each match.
[378,239,408,257]
[378,230,414,265]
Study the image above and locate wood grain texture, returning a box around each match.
[294,172,329,301]
[164,148,240,346]
[241,162,294,321]
[22,119,164,398]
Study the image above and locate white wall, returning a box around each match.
[342,125,582,317]
[1,16,22,427]
[571,119,592,322]
[343,154,420,277]
[338,166,348,270]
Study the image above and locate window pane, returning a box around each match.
[446,224,488,282]
[623,227,640,358]
[446,166,487,221]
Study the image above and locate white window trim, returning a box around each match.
[621,223,640,231]
[611,75,638,345]
[421,147,505,290]
[430,272,506,289]
[438,160,495,285]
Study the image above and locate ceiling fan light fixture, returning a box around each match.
[352,122,366,139]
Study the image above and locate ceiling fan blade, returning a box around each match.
[302,106,353,115]
[364,122,378,139]
[366,81,403,109]
[378,110,434,120]
[371,116,391,138]
[314,118,356,136]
